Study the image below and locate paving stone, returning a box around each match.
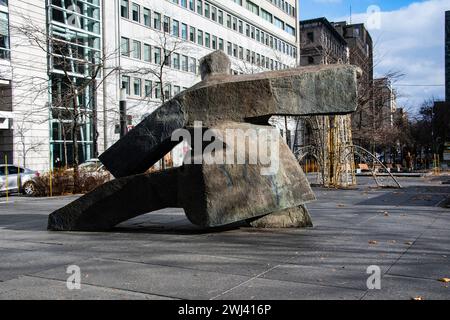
[33,258,251,300]
[0,276,172,300]
[363,275,450,300]
[214,278,364,300]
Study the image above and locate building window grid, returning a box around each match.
[120,1,296,77]
[164,0,296,58]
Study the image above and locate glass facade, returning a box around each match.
[0,0,9,60]
[48,0,102,166]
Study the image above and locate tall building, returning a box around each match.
[446,10,450,102]
[299,17,348,66]
[332,21,374,147]
[374,77,397,129]
[0,0,299,171]
[332,21,373,84]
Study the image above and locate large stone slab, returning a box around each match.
[100,51,360,178]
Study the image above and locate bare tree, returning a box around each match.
[10,15,120,192]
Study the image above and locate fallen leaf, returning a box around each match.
[412,296,424,301]
[405,242,413,246]
[337,204,345,208]
[368,240,378,245]
[438,278,450,283]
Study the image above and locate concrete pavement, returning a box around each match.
[0,176,449,300]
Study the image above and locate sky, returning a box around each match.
[299,0,450,114]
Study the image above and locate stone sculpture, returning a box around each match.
[48,51,359,231]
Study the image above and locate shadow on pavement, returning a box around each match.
[357,186,450,207]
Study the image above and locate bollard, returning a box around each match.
[17,158,20,194]
[4,155,8,202]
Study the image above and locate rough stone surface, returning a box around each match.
[100,51,359,178]
[178,122,315,227]
[48,169,179,231]
[200,50,231,81]
[49,122,315,231]
[99,99,186,179]
[247,205,313,228]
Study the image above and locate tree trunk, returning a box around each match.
[72,94,81,194]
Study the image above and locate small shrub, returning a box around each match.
[33,169,110,197]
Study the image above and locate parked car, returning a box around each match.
[63,159,111,192]
[0,165,40,196]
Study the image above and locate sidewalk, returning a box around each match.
[0,176,449,300]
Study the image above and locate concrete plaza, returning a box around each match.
[0,176,449,300]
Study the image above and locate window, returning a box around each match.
[121,37,130,56]
[0,12,10,60]
[197,0,203,14]
[246,1,259,15]
[226,14,231,28]
[307,32,314,42]
[122,76,130,95]
[132,40,141,59]
[163,16,170,33]
[172,53,180,70]
[260,9,272,23]
[163,49,171,66]
[189,58,196,73]
[143,8,151,27]
[218,10,223,24]
[180,0,187,8]
[155,82,161,99]
[133,78,141,96]
[211,7,217,21]
[153,47,161,64]
[181,23,188,40]
[181,55,189,71]
[189,0,194,11]
[173,86,181,96]
[144,44,151,62]
[205,33,210,48]
[238,20,243,34]
[189,27,196,42]
[212,35,217,50]
[153,12,161,30]
[197,30,203,46]
[274,17,284,30]
[285,24,295,36]
[172,20,179,37]
[145,80,152,97]
[227,42,232,55]
[132,3,140,22]
[164,84,171,99]
[121,0,129,19]
[204,3,210,19]
[218,38,224,51]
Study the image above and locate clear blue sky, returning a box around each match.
[300,0,427,20]
[299,0,449,112]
